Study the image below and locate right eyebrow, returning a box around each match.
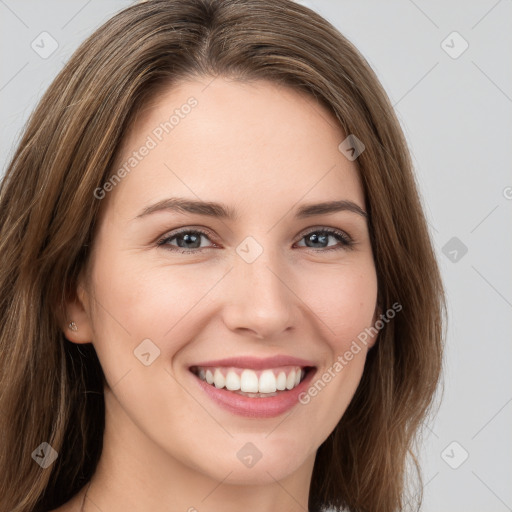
[134,197,238,221]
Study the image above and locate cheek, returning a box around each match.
[87,251,230,366]
[292,264,377,443]
[296,259,378,346]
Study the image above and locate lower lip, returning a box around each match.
[191,368,317,418]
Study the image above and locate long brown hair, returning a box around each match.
[0,1,446,510]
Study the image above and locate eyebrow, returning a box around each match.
[135,197,367,220]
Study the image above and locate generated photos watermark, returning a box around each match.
[298,302,402,405]
[93,96,198,200]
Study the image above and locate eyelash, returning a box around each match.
[156,227,354,254]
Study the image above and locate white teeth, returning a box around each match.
[213,368,225,389]
[225,370,241,391]
[240,369,259,393]
[259,369,277,393]
[286,370,296,390]
[276,371,287,391]
[194,365,308,394]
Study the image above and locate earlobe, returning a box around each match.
[60,283,94,344]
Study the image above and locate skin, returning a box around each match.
[57,76,379,512]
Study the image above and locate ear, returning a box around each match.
[58,280,94,344]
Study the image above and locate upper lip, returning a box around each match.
[189,355,316,370]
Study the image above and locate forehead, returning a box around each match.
[108,77,365,217]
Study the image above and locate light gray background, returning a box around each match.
[1,1,511,511]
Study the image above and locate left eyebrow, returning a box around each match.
[295,200,367,219]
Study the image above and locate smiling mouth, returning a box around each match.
[189,365,315,398]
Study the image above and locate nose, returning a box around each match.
[221,246,298,339]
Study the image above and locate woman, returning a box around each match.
[0,0,445,511]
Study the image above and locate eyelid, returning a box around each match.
[295,224,350,239]
[157,225,216,239]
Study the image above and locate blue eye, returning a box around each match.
[157,230,213,252]
[157,227,353,253]
[296,228,353,251]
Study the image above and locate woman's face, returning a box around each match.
[72,77,378,486]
